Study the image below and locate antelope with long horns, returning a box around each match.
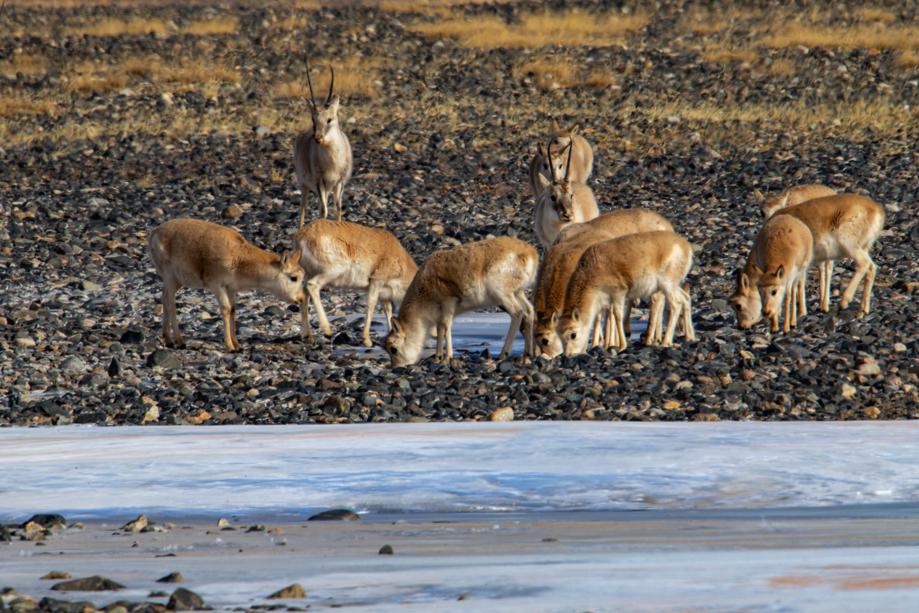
[533,141,599,248]
[528,121,593,199]
[293,56,353,226]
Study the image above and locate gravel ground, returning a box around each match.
[0,1,916,425]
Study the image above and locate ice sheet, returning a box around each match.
[1,421,918,520]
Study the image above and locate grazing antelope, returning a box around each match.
[384,237,537,367]
[558,231,694,355]
[148,219,305,352]
[758,184,836,309]
[772,194,884,316]
[296,219,417,348]
[733,215,813,333]
[293,56,353,226]
[528,121,594,198]
[534,141,600,248]
[535,209,674,357]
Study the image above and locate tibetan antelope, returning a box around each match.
[758,184,836,310]
[296,219,417,348]
[732,215,813,333]
[759,184,836,219]
[148,219,305,352]
[293,56,353,226]
[535,209,674,357]
[773,194,885,316]
[559,231,694,355]
[534,141,599,248]
[528,121,594,198]
[384,237,537,367]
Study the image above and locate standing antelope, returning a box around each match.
[296,219,417,348]
[528,121,593,198]
[384,237,537,367]
[772,194,883,315]
[293,56,353,226]
[534,141,600,248]
[148,219,305,352]
[758,184,836,310]
[535,209,674,357]
[732,215,813,333]
[558,231,694,355]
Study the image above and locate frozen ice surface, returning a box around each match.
[1,421,917,519]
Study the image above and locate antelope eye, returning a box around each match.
[289,275,298,282]
[569,332,577,340]
[771,290,777,296]
[389,347,397,355]
[541,337,549,346]
[732,303,740,311]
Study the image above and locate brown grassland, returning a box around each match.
[409,11,649,49]
[0,4,916,149]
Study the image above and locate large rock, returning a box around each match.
[267,584,305,599]
[307,509,360,521]
[166,588,209,611]
[50,576,124,591]
[37,598,95,613]
[120,514,148,532]
[20,514,66,530]
[146,350,179,369]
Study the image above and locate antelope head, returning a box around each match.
[545,141,576,221]
[306,55,341,145]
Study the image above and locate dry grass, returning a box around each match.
[760,22,919,50]
[700,46,758,64]
[272,57,383,99]
[66,61,129,94]
[642,96,916,135]
[66,17,170,38]
[410,10,648,49]
[180,17,238,36]
[894,49,919,68]
[0,54,49,79]
[374,0,511,14]
[513,59,615,90]
[855,7,898,24]
[679,7,762,35]
[65,56,239,94]
[273,15,308,31]
[157,60,240,86]
[0,94,59,118]
[766,59,796,76]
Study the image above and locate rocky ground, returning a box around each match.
[0,1,916,425]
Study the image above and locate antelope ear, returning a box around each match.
[752,188,765,203]
[327,94,340,110]
[551,119,560,131]
[775,265,785,280]
[570,124,580,135]
[740,271,750,291]
[550,310,559,326]
[750,263,763,276]
[571,307,580,322]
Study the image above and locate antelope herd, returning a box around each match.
[148,61,887,367]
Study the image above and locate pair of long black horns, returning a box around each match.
[305,54,334,108]
[544,140,556,183]
[544,139,574,183]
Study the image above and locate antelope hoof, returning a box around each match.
[363,337,373,349]
[320,325,333,337]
